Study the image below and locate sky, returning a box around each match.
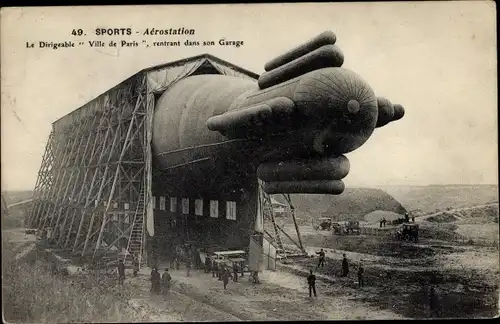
[1,2,497,191]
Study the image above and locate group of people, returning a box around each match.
[379,213,417,227]
[146,247,250,293]
[339,252,365,287]
[150,267,172,295]
[204,256,245,289]
[308,249,365,298]
[116,254,140,286]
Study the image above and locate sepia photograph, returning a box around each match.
[1,2,498,321]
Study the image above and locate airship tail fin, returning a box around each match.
[375,97,406,128]
[206,97,296,137]
[258,156,349,195]
[258,44,344,90]
[264,30,337,72]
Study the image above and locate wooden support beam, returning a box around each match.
[28,131,54,227]
[37,136,66,229]
[50,118,91,238]
[72,106,113,253]
[94,86,147,258]
[274,223,303,252]
[84,118,124,256]
[283,194,306,253]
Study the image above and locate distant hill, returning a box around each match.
[378,185,499,214]
[273,188,407,223]
[2,190,33,206]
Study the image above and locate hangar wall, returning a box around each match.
[149,170,259,260]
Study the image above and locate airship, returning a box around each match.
[29,31,405,260]
[153,31,404,196]
[150,31,404,250]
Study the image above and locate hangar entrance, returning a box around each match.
[152,217,247,270]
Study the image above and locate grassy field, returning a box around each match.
[379,185,498,214]
[2,190,33,230]
[1,205,26,230]
[423,204,499,243]
[1,236,152,323]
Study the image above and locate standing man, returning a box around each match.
[186,258,192,277]
[170,249,176,269]
[429,285,439,317]
[212,259,218,278]
[205,255,212,274]
[232,262,239,282]
[150,267,161,294]
[222,267,233,290]
[316,249,326,268]
[357,262,364,288]
[307,270,317,298]
[132,254,139,277]
[174,245,181,270]
[217,262,223,281]
[175,256,180,270]
[117,260,126,285]
[341,254,349,277]
[161,268,172,295]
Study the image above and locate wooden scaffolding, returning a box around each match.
[259,180,307,259]
[27,54,260,267]
[28,75,150,265]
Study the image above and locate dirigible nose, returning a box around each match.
[293,68,379,155]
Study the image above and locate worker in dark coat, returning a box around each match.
[161,268,172,295]
[170,251,176,269]
[307,270,317,298]
[217,262,223,280]
[117,261,126,285]
[186,258,192,277]
[212,259,218,278]
[175,256,180,270]
[316,248,326,268]
[132,255,139,277]
[341,254,349,277]
[429,285,439,317]
[205,256,212,274]
[357,263,364,287]
[150,267,161,294]
[232,262,239,282]
[221,267,233,290]
[150,268,155,291]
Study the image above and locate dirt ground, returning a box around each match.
[3,228,400,321]
[110,233,498,320]
[279,223,499,319]
[4,223,499,321]
[118,260,404,321]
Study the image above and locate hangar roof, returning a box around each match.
[52,53,260,132]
